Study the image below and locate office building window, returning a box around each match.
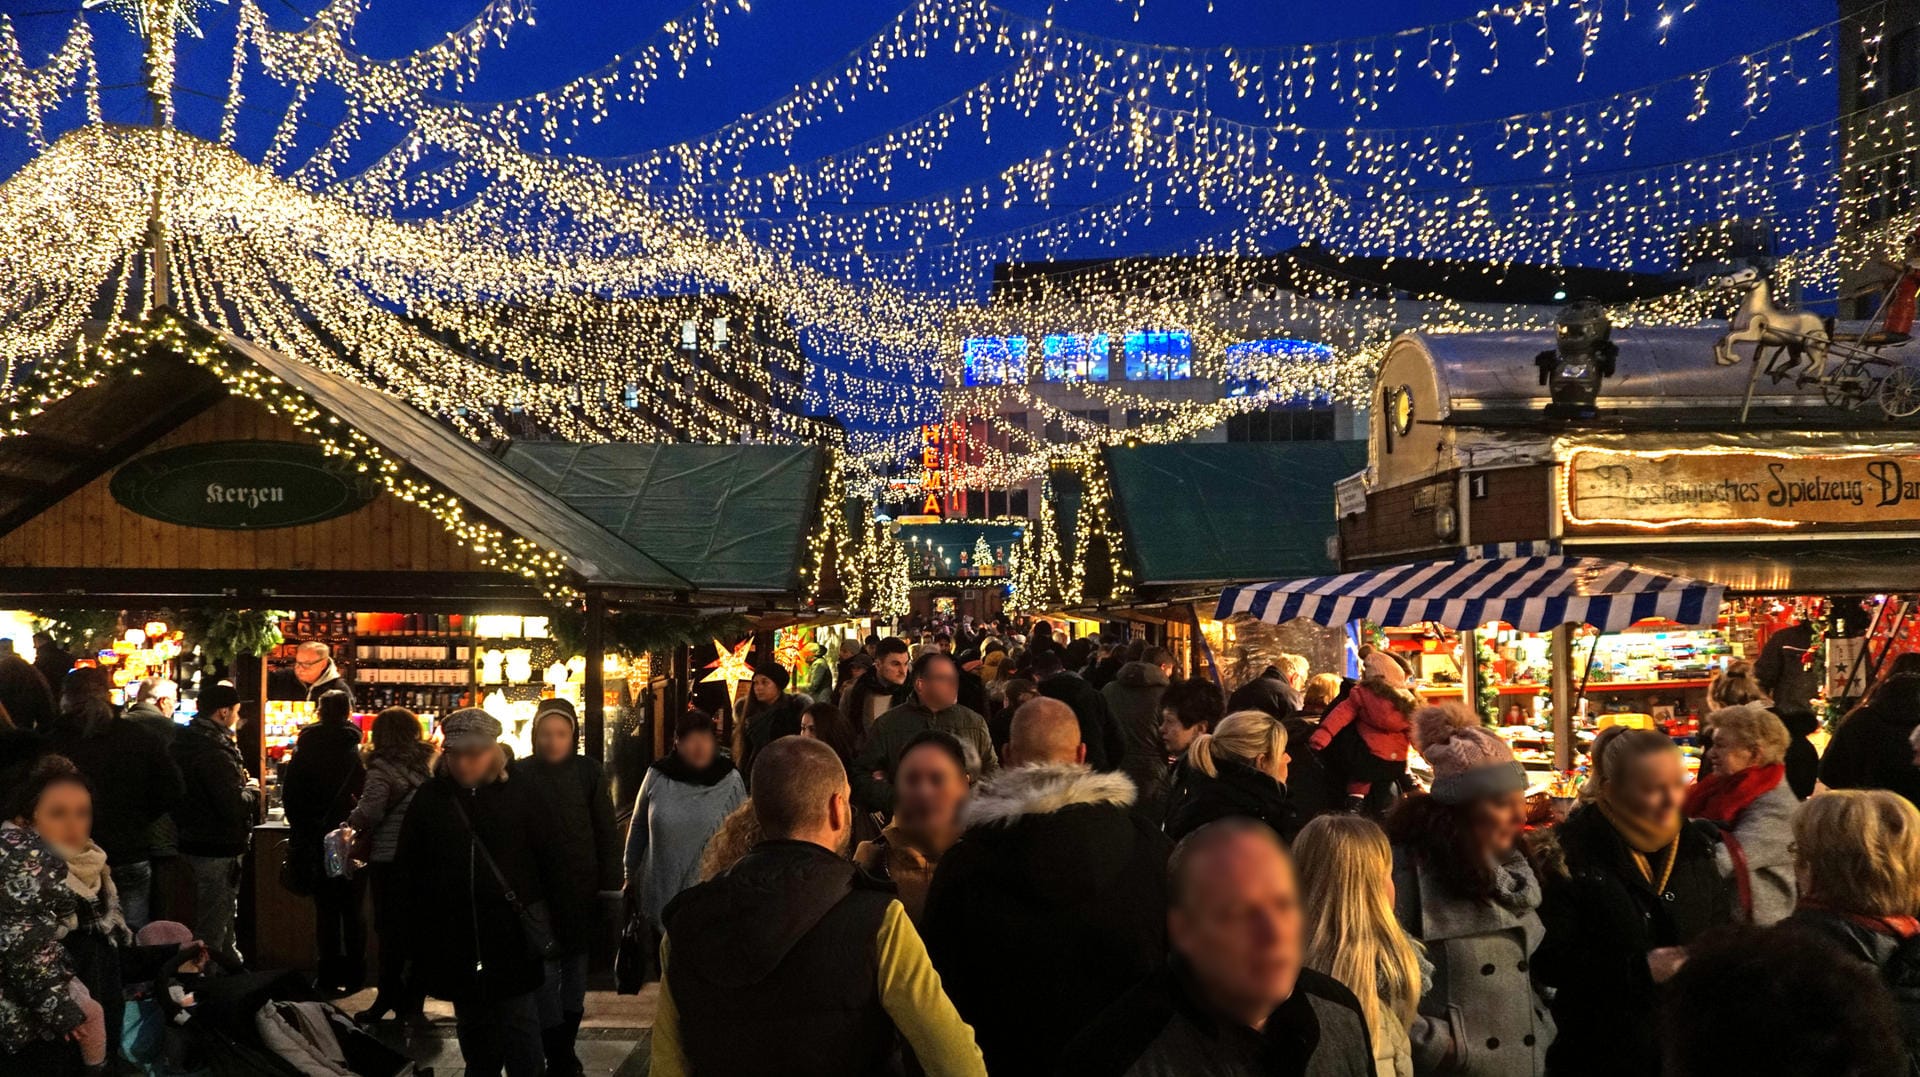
[963,337,1029,386]
[1893,27,1920,98]
[1222,337,1336,397]
[1227,405,1336,442]
[1045,409,1110,441]
[1040,333,1110,382]
[1123,330,1192,380]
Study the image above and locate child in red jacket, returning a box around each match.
[1308,650,1418,811]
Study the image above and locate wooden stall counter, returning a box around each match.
[251,822,315,972]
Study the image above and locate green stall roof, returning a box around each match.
[502,442,825,594]
[1103,441,1368,589]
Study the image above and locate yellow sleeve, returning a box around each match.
[874,899,987,1077]
[649,934,689,1077]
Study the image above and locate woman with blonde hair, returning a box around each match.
[1163,709,1297,842]
[1686,704,1798,924]
[1786,790,1920,1067]
[1300,672,1343,718]
[1295,814,1424,1077]
[1535,726,1733,1076]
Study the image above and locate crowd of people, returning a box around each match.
[9,620,1920,1075]
[634,626,1920,1077]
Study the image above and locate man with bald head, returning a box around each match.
[1064,820,1373,1076]
[651,736,985,1077]
[922,698,1173,1076]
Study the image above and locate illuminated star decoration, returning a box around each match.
[700,637,755,685]
[84,0,228,39]
[774,627,818,679]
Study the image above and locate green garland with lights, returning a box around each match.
[25,314,581,601]
[1008,477,1066,613]
[1063,449,1133,607]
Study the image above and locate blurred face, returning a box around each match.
[1467,790,1529,858]
[447,746,496,788]
[1170,834,1302,1022]
[915,662,960,712]
[25,780,91,852]
[877,650,911,687]
[936,638,953,653]
[895,744,969,834]
[534,714,573,763]
[1618,749,1687,827]
[1161,708,1203,755]
[800,712,818,738]
[293,647,329,686]
[677,730,716,769]
[1705,736,1760,777]
[751,675,780,705]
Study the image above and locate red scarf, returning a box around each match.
[1799,899,1920,940]
[1683,763,1784,824]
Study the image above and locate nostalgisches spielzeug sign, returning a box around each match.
[1564,448,1920,528]
[111,440,379,530]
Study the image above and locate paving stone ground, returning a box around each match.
[337,986,658,1076]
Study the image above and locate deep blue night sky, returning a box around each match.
[0,0,1848,425]
[2,0,1839,268]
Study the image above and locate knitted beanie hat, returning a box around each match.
[1413,703,1527,805]
[754,662,791,692]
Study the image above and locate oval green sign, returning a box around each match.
[110,440,380,530]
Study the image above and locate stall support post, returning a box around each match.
[670,642,692,732]
[583,591,606,762]
[1551,623,1575,771]
[1461,627,1481,724]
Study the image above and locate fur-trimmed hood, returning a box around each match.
[963,763,1136,829]
[1356,674,1418,715]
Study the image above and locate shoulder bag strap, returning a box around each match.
[1716,825,1754,922]
[449,794,531,914]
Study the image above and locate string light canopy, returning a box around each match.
[0,0,1878,515]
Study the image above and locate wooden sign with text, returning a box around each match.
[1565,449,1920,528]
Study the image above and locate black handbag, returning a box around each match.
[614,911,660,993]
[451,797,559,963]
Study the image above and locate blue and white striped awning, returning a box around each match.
[1216,551,1725,633]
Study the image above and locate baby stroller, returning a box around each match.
[136,949,416,1076]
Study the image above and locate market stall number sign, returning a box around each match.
[1565,448,1920,528]
[110,440,379,530]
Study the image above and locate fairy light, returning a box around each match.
[0,0,1892,607]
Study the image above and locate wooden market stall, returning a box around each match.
[0,314,845,969]
[1221,319,1920,781]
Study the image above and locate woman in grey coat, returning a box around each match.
[1686,704,1798,924]
[1387,710,1553,1076]
[624,711,746,931]
[346,707,435,1025]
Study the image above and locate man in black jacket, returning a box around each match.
[653,735,984,1075]
[923,698,1171,1076]
[1063,819,1373,1076]
[48,668,183,930]
[1227,655,1306,720]
[843,637,912,743]
[1820,673,1920,806]
[170,683,255,967]
[396,709,561,1077]
[1032,648,1125,772]
[1104,647,1175,822]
